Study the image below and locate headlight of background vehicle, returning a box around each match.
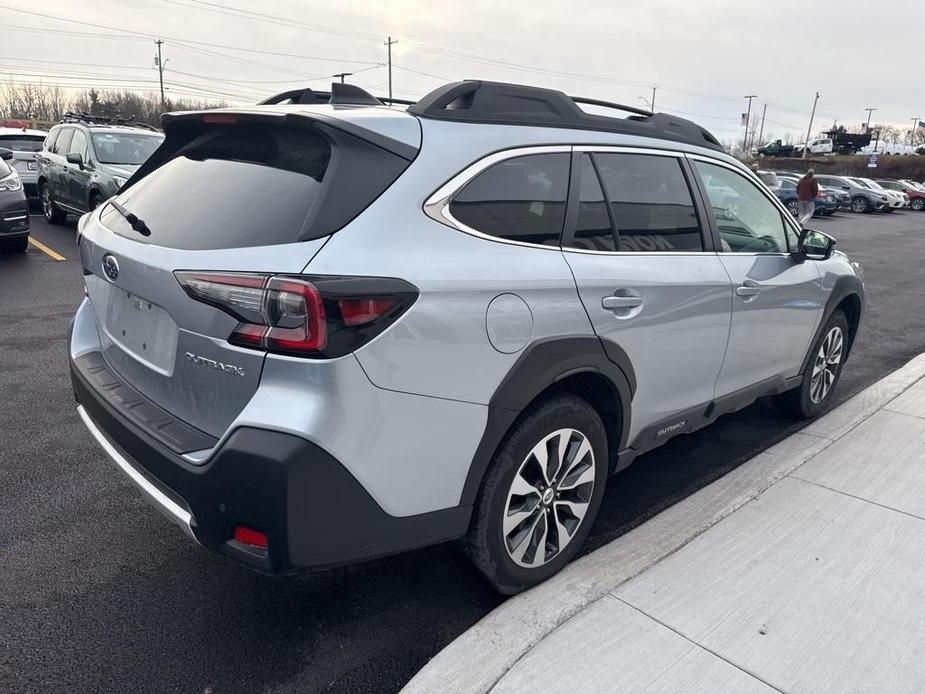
[113,176,127,188]
[0,172,22,191]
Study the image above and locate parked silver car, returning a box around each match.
[69,80,865,593]
[814,174,891,213]
[0,126,46,198]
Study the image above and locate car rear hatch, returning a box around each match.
[0,135,43,178]
[78,107,418,442]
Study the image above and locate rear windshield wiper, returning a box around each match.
[109,200,151,237]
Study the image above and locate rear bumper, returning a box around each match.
[70,350,470,573]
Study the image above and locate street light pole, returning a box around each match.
[742,94,757,156]
[864,107,876,133]
[384,36,399,102]
[756,103,767,151]
[802,91,820,160]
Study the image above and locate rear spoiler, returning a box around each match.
[126,109,419,192]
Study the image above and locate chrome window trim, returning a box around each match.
[685,152,803,252]
[423,144,571,251]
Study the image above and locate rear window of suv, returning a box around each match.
[100,125,331,250]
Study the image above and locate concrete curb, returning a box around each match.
[402,353,925,694]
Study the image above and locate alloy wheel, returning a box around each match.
[503,428,596,568]
[810,326,844,404]
[851,197,867,213]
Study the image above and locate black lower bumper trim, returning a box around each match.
[71,352,471,573]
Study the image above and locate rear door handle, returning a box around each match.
[602,295,643,310]
[735,280,761,298]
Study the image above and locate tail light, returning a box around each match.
[175,271,417,358]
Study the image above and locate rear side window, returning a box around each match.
[593,153,704,252]
[449,153,569,247]
[53,128,73,155]
[101,125,331,250]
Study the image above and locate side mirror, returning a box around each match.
[0,147,12,161]
[798,228,836,261]
[66,152,84,168]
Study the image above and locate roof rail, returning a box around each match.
[407,80,723,152]
[259,83,416,107]
[59,111,159,132]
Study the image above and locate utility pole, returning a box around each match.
[650,85,657,112]
[864,107,877,133]
[384,36,398,102]
[332,72,353,84]
[802,91,820,160]
[911,117,921,146]
[154,38,166,111]
[742,95,757,156]
[756,103,768,150]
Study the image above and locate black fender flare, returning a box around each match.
[800,273,864,376]
[459,335,635,507]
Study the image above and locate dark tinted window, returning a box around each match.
[0,135,45,152]
[100,125,331,250]
[449,153,569,246]
[571,154,615,251]
[53,128,73,155]
[594,153,703,252]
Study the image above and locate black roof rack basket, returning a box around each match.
[407,80,723,152]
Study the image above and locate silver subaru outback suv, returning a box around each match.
[70,81,864,593]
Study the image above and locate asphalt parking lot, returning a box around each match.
[1,208,924,694]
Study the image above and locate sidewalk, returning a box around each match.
[404,354,925,694]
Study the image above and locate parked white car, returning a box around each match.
[0,127,47,198]
[793,138,834,156]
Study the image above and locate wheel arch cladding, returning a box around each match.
[459,336,634,507]
[801,275,863,375]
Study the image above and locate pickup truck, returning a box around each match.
[756,139,795,157]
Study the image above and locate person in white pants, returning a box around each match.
[797,169,818,225]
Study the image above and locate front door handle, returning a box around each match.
[602,295,643,310]
[735,280,761,298]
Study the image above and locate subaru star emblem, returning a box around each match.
[102,254,120,282]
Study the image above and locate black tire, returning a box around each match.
[850,196,870,214]
[0,236,28,253]
[912,198,925,212]
[40,182,67,224]
[774,311,849,419]
[465,393,609,594]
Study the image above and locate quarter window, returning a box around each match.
[694,161,789,253]
[449,152,569,247]
[593,153,703,252]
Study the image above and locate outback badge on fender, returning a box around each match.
[184,351,246,377]
[101,254,119,282]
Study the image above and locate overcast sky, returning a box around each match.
[1,0,923,143]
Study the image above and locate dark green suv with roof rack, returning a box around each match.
[36,114,163,224]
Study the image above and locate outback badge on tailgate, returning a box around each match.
[184,351,246,377]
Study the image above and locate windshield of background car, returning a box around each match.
[863,180,885,190]
[0,135,45,152]
[91,132,164,165]
[850,178,870,189]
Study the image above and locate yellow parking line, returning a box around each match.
[28,236,66,261]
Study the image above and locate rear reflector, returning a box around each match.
[338,298,397,327]
[234,526,268,549]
